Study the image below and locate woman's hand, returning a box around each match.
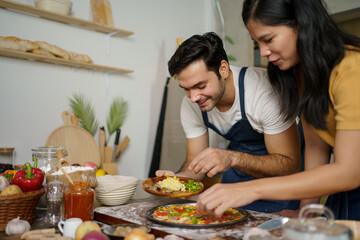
[196,182,259,217]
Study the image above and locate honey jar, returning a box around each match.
[64,181,94,221]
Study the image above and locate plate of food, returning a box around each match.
[142,175,204,198]
[145,203,249,228]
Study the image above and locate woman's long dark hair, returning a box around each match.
[242,0,360,129]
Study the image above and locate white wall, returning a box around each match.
[0,0,216,179]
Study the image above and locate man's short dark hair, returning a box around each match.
[168,32,228,79]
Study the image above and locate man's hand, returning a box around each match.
[196,182,258,217]
[188,147,233,177]
[155,170,175,177]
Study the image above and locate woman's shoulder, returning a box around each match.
[332,45,360,75]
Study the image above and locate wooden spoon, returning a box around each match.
[56,149,74,185]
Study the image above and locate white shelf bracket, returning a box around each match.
[106,72,110,94]
[106,31,119,55]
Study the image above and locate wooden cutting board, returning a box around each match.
[45,111,101,167]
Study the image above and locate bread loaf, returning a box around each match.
[69,51,94,64]
[35,41,70,60]
[4,36,39,51]
[32,48,56,57]
[0,39,27,52]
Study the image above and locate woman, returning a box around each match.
[196,0,360,220]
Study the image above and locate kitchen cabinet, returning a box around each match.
[0,0,134,74]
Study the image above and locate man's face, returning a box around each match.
[177,60,225,112]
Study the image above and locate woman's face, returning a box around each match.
[246,19,300,70]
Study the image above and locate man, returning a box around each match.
[156,32,301,213]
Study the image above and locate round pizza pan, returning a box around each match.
[145,202,249,229]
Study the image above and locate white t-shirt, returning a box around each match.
[181,66,294,139]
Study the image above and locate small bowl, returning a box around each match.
[103,224,150,240]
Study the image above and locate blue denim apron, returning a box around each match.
[326,188,360,220]
[201,67,300,213]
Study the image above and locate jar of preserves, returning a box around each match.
[64,181,94,221]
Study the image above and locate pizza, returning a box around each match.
[152,204,246,225]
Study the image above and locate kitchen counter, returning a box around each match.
[1,182,283,240]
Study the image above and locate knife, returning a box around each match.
[99,127,106,165]
[257,217,289,231]
[112,128,121,162]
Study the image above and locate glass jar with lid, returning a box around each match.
[32,147,67,174]
[0,148,14,173]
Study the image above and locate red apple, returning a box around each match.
[75,221,101,240]
[84,162,97,169]
[82,230,109,240]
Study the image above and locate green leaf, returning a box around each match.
[225,35,234,45]
[227,55,237,62]
[106,96,128,140]
[68,93,99,136]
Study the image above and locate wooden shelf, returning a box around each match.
[0,0,134,37]
[0,48,134,74]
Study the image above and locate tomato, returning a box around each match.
[155,212,169,217]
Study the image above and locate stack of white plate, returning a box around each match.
[34,0,73,15]
[96,175,138,206]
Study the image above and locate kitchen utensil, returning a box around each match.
[142,176,204,198]
[46,111,101,167]
[112,128,121,162]
[257,217,289,231]
[282,204,353,240]
[90,0,114,26]
[56,149,74,185]
[116,136,130,157]
[99,127,106,165]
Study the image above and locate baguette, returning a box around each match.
[32,48,56,58]
[4,36,39,51]
[68,51,93,64]
[35,41,70,60]
[0,39,27,52]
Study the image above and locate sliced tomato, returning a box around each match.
[155,212,169,217]
[176,209,186,213]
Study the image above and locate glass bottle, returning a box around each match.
[45,176,66,225]
[64,181,94,221]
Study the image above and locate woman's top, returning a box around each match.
[314,46,360,146]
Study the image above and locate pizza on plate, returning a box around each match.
[152,204,245,225]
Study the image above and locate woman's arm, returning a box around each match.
[197,127,360,216]
[298,117,331,208]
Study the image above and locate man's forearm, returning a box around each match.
[228,150,300,178]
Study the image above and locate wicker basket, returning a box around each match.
[0,188,45,231]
